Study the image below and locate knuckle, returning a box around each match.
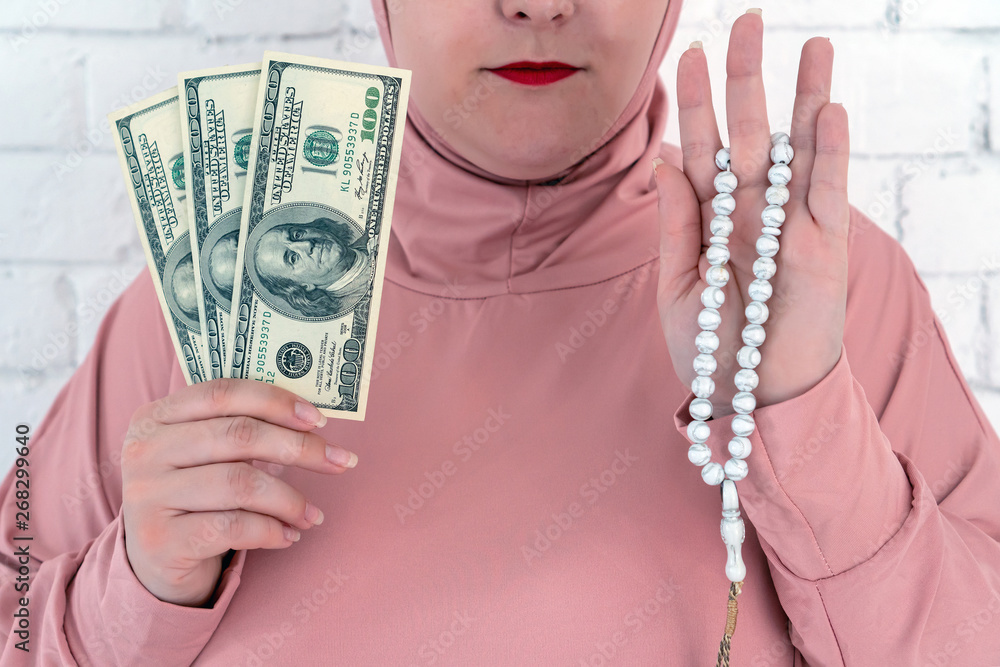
[207,378,238,412]
[729,119,769,139]
[223,511,246,543]
[280,431,308,465]
[226,415,258,452]
[681,140,715,162]
[227,462,261,503]
[133,517,167,552]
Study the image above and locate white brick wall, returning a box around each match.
[1,1,997,474]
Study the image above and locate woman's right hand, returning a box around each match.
[121,379,358,607]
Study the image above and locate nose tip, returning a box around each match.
[503,0,575,22]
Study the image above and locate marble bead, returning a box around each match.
[742,324,766,347]
[756,234,779,258]
[714,170,738,193]
[688,443,712,466]
[698,307,721,331]
[694,353,718,376]
[696,330,720,354]
[745,300,769,325]
[711,215,734,237]
[763,226,782,237]
[688,420,711,444]
[724,458,749,481]
[771,142,794,165]
[737,345,761,369]
[701,461,726,486]
[690,398,714,421]
[748,278,772,302]
[691,375,715,399]
[768,162,792,186]
[701,285,725,308]
[712,193,736,216]
[765,184,790,206]
[761,205,786,227]
[706,266,730,287]
[734,368,759,392]
[753,257,778,280]
[715,147,731,170]
[753,256,777,280]
[709,235,730,246]
[706,244,731,267]
[728,436,752,459]
[770,131,790,146]
[732,391,757,415]
[732,413,757,437]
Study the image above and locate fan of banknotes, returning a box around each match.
[108,53,411,420]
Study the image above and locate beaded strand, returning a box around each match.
[683,134,794,665]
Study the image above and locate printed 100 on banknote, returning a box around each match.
[111,52,410,421]
[229,52,409,420]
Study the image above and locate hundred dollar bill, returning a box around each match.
[229,51,410,420]
[109,87,208,385]
[179,63,261,379]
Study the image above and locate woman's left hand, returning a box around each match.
[653,11,851,418]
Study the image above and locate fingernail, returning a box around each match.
[326,445,358,468]
[689,41,703,50]
[283,526,301,542]
[305,502,324,525]
[746,8,762,15]
[294,400,327,428]
[652,157,664,172]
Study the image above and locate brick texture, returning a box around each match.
[0,1,998,472]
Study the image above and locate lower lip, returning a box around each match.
[489,68,580,86]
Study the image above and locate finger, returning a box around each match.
[174,509,301,560]
[158,462,322,531]
[677,43,724,204]
[655,158,703,307]
[726,11,771,188]
[146,378,327,430]
[150,416,357,472]
[788,37,834,203]
[807,102,851,236]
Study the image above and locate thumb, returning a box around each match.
[654,157,703,306]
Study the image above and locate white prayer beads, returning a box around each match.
[685,131,794,583]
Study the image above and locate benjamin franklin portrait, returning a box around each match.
[250,214,371,319]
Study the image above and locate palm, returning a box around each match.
[655,14,850,418]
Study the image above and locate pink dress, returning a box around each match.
[2,1,999,664]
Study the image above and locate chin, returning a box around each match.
[462,129,590,182]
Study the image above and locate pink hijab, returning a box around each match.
[372,0,685,298]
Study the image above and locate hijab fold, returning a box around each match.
[371,0,685,298]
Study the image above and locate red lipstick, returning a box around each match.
[488,61,581,86]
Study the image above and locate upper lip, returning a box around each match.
[490,61,580,70]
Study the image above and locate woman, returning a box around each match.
[2,1,998,664]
